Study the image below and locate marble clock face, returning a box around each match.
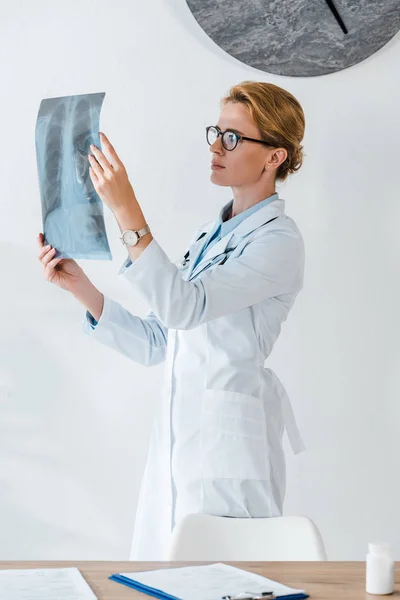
[185,0,400,76]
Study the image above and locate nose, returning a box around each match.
[209,136,223,154]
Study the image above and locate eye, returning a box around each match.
[223,131,239,150]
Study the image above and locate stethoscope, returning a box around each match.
[180,231,207,269]
[180,250,190,268]
[179,215,279,269]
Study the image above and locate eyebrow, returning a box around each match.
[216,125,245,135]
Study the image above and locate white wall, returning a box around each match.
[1,0,399,560]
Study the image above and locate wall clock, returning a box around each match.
[185,0,400,76]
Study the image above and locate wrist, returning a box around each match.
[114,206,147,232]
[71,279,104,321]
[69,274,92,298]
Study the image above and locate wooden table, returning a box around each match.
[1,561,399,599]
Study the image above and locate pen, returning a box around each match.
[222,592,276,600]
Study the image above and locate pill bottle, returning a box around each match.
[366,542,394,595]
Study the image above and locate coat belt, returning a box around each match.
[264,367,306,455]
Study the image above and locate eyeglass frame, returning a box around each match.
[206,125,274,152]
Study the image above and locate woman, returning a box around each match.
[38,80,306,560]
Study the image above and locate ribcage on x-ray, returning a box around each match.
[35,92,112,260]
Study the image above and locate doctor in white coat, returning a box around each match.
[38,80,307,560]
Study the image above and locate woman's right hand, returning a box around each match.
[37,233,88,293]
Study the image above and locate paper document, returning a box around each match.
[111,563,308,600]
[0,567,97,600]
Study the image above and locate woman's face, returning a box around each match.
[209,101,276,187]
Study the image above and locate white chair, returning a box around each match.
[168,514,328,561]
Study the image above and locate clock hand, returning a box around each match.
[324,0,348,34]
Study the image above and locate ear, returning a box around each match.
[266,148,288,171]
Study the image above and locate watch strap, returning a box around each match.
[120,224,151,246]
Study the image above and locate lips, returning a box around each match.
[211,162,225,168]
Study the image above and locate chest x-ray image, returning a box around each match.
[35,92,112,260]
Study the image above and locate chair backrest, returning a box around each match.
[168,514,328,561]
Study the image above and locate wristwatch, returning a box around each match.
[120,224,151,247]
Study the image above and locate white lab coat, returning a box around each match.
[82,196,306,560]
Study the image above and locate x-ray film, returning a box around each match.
[35,92,112,260]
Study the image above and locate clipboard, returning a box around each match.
[109,563,309,600]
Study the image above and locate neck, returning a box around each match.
[229,187,276,219]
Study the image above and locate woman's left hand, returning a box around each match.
[88,132,139,216]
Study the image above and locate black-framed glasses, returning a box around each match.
[206,125,273,152]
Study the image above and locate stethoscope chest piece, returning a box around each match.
[180,250,190,268]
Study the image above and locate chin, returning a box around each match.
[210,179,230,187]
[210,172,230,187]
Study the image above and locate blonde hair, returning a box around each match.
[220,81,306,182]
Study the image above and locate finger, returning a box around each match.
[38,244,52,260]
[46,257,63,272]
[88,154,104,180]
[89,166,98,184]
[90,144,112,173]
[44,258,62,280]
[41,247,57,267]
[37,233,45,248]
[99,132,123,169]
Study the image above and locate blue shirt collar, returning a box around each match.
[217,192,279,237]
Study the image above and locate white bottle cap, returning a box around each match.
[368,542,392,554]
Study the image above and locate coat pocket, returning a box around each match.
[201,389,270,481]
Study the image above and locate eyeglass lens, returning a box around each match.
[207,126,238,150]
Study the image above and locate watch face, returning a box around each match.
[185,0,400,76]
[123,230,139,246]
